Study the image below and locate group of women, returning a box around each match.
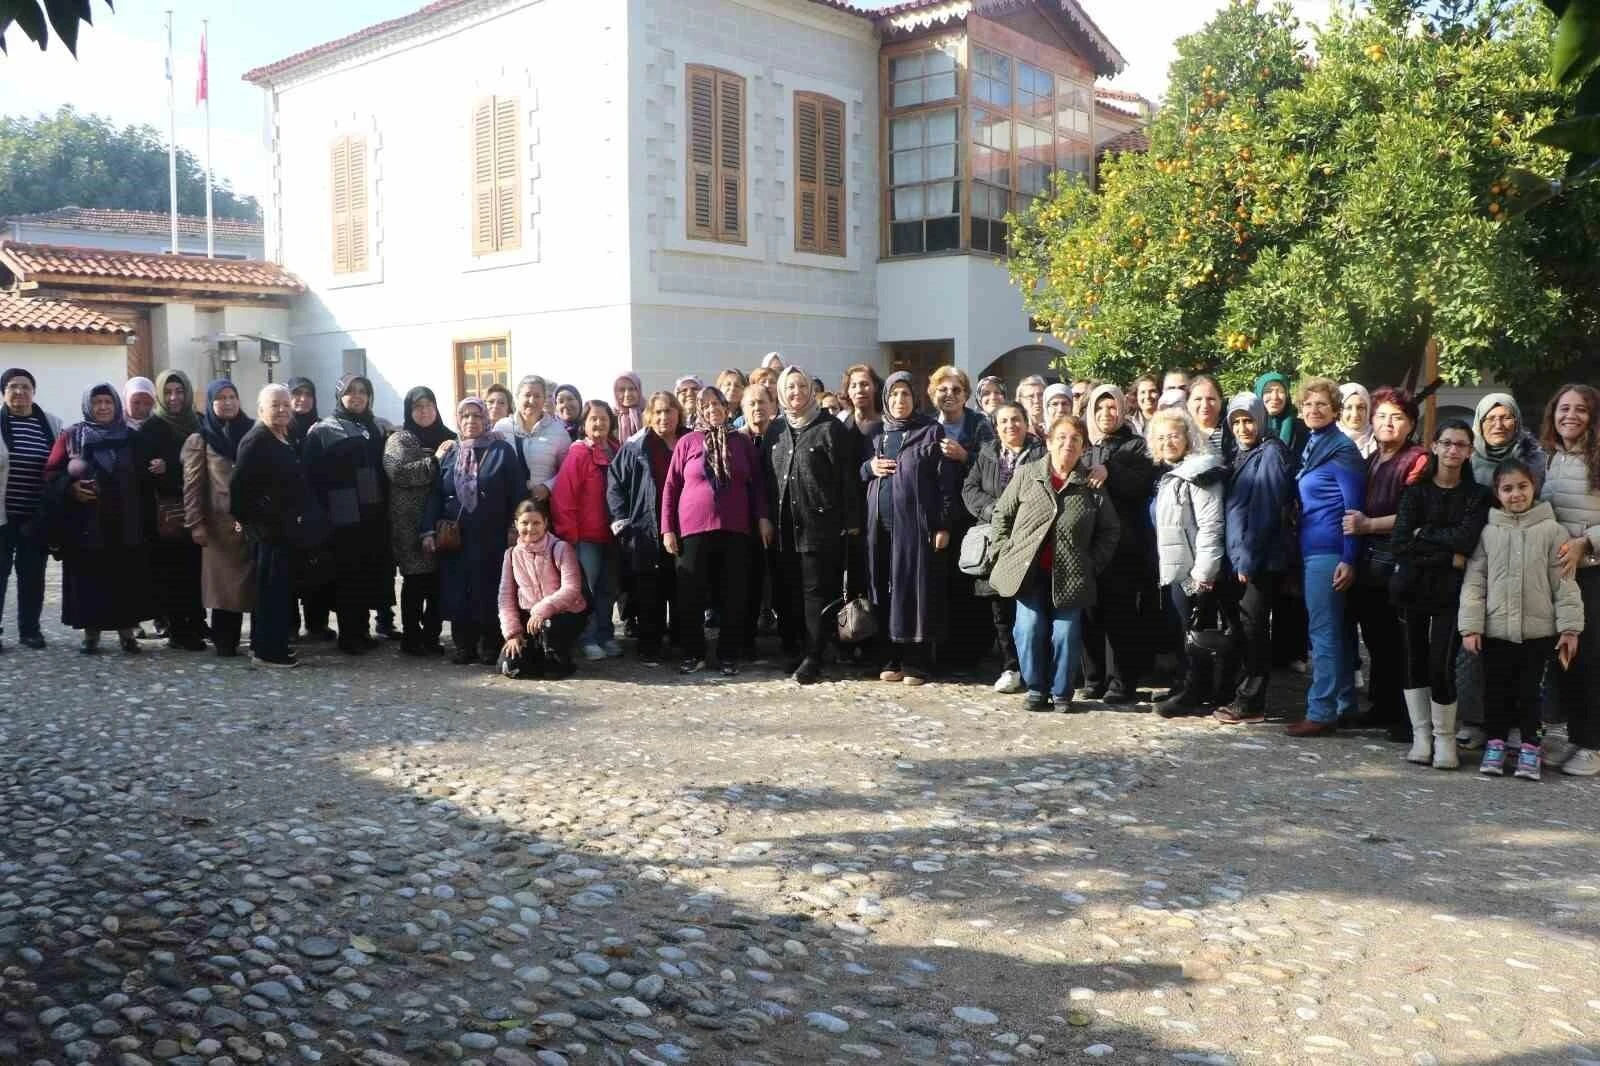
[2,357,1597,779]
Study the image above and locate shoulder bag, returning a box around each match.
[958,522,995,577]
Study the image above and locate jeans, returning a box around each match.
[0,522,47,639]
[576,541,617,647]
[1303,554,1356,724]
[252,542,295,661]
[1012,578,1084,700]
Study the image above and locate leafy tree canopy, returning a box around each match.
[0,0,111,55]
[0,106,260,222]
[1009,0,1600,391]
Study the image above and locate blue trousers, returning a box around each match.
[1012,578,1084,700]
[0,522,47,640]
[1303,553,1357,724]
[576,541,617,647]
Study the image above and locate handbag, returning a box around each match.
[958,522,996,578]
[156,498,187,541]
[1184,588,1237,658]
[434,518,463,554]
[836,592,876,645]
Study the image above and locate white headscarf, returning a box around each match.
[1339,382,1375,458]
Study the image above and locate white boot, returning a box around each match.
[1432,700,1459,770]
[1403,688,1432,764]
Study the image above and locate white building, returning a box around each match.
[3,208,266,261]
[244,0,1124,414]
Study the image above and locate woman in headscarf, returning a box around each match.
[661,386,770,675]
[862,371,960,686]
[303,374,389,654]
[135,370,206,651]
[42,384,152,653]
[613,372,645,441]
[495,375,569,503]
[767,365,860,684]
[182,378,257,657]
[284,375,332,639]
[422,396,526,665]
[1254,371,1309,459]
[1043,383,1074,426]
[1339,383,1376,459]
[286,377,319,451]
[384,386,457,655]
[609,390,684,665]
[0,368,61,649]
[837,365,885,652]
[1255,370,1310,671]
[975,376,1008,419]
[123,377,156,430]
[675,375,704,430]
[553,384,584,441]
[1079,383,1159,704]
[553,400,621,660]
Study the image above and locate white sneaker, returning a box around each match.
[1543,737,1577,768]
[603,639,623,658]
[1456,725,1487,751]
[1289,659,1309,675]
[581,643,606,662]
[1561,748,1600,777]
[993,669,1024,694]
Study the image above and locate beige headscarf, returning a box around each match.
[1085,383,1126,445]
[777,366,820,430]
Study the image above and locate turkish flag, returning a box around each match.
[196,29,208,105]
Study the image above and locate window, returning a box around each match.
[686,65,745,244]
[970,47,1011,110]
[330,135,369,274]
[889,109,960,255]
[1056,82,1093,181]
[889,47,957,108]
[455,337,510,403]
[341,348,368,378]
[471,96,522,256]
[1018,62,1053,122]
[795,93,846,256]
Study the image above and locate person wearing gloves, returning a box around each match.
[1148,408,1229,718]
[1214,393,1295,724]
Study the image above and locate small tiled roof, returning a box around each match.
[1096,98,1141,120]
[0,292,134,336]
[1099,129,1150,155]
[4,207,263,242]
[0,242,304,294]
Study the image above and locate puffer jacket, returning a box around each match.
[988,462,1120,609]
[1541,448,1600,562]
[1153,452,1226,587]
[1458,500,1584,642]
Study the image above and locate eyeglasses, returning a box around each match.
[1436,440,1472,452]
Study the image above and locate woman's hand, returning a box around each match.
[939,439,968,464]
[148,459,166,475]
[1558,536,1589,580]
[1452,553,1467,571]
[190,524,209,546]
[933,530,949,551]
[1196,579,1214,592]
[1341,510,1368,536]
[531,484,551,503]
[1462,632,1481,655]
[1558,630,1580,669]
[435,440,456,460]
[1332,562,1355,591]
[1086,463,1108,488]
[870,457,897,478]
[71,480,97,503]
[610,519,627,537]
[1237,572,1249,585]
[663,532,680,556]
[759,518,775,548]
[421,532,436,556]
[502,635,525,659]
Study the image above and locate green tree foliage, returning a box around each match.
[0,106,260,221]
[1008,0,1600,390]
[0,0,111,55]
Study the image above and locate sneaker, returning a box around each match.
[1479,740,1508,776]
[1024,691,1051,713]
[679,657,706,675]
[1213,706,1265,725]
[1289,659,1309,675]
[993,669,1024,694]
[879,669,904,683]
[1514,743,1542,781]
[252,654,300,669]
[1053,696,1081,714]
[1561,748,1600,777]
[1543,737,1578,768]
[719,661,740,677]
[1456,725,1487,751]
[902,674,926,687]
[581,643,606,662]
[604,639,623,658]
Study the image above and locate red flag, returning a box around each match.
[196,29,208,105]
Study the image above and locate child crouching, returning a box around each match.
[1459,459,1584,779]
[498,500,588,679]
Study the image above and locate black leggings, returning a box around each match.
[1482,636,1553,744]
[1401,607,1459,704]
[1557,568,1600,749]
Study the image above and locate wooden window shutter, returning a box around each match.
[686,67,718,240]
[471,99,496,255]
[794,94,820,253]
[331,137,351,274]
[715,72,744,242]
[820,98,845,255]
[347,135,369,273]
[493,96,522,252]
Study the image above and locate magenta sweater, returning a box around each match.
[661,430,768,538]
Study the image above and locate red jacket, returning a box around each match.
[552,439,615,545]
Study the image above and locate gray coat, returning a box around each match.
[1154,452,1226,588]
[988,461,1120,609]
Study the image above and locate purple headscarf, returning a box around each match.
[454,396,493,513]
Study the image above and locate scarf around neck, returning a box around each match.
[613,372,643,440]
[454,397,493,513]
[73,384,132,475]
[1475,391,1523,466]
[880,370,926,435]
[152,369,201,440]
[698,387,732,488]
[778,366,820,430]
[199,379,254,463]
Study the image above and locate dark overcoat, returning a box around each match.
[422,440,525,629]
[863,418,960,645]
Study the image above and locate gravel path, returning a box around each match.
[2,597,1598,1066]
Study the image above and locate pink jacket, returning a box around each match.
[551,439,615,544]
[498,536,587,639]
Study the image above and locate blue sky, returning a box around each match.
[0,0,1329,204]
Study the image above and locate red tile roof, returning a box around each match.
[4,207,263,243]
[1099,129,1150,155]
[0,242,304,294]
[0,293,134,336]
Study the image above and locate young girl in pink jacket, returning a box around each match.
[498,501,588,679]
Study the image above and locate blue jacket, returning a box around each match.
[1297,427,1366,564]
[1226,437,1295,576]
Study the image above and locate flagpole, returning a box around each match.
[203,19,214,259]
[166,10,178,254]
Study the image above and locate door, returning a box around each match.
[454,336,510,406]
[887,340,954,399]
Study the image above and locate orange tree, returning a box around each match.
[1008,0,1600,390]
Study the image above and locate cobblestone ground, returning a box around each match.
[3,588,1599,1066]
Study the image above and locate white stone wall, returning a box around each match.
[877,256,1064,375]
[0,341,129,421]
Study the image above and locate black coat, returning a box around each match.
[422,440,525,628]
[607,428,669,572]
[764,411,861,551]
[231,423,319,547]
[1085,426,1159,560]
[303,416,390,610]
[1389,471,1490,613]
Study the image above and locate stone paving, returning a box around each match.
[2,594,1600,1065]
